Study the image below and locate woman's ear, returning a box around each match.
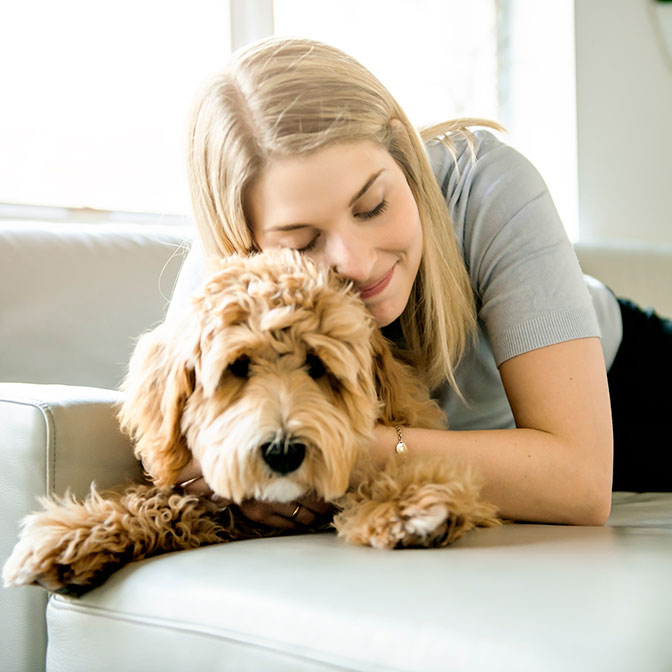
[370,329,446,429]
[118,318,197,487]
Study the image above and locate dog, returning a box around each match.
[3,248,500,594]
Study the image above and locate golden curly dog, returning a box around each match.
[3,249,499,594]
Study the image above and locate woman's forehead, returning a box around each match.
[247,141,395,229]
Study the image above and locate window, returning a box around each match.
[1,0,232,219]
[273,0,576,238]
[273,0,499,127]
[1,1,576,237]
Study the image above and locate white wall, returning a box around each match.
[575,0,672,244]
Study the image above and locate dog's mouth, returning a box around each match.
[256,479,308,503]
[256,433,310,502]
[195,405,359,503]
[255,433,348,503]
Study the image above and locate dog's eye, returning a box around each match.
[229,356,251,379]
[306,353,326,379]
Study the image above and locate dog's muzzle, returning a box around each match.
[260,436,306,475]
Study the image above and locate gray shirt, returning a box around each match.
[167,131,622,431]
[426,131,621,429]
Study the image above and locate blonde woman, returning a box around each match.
[170,37,670,529]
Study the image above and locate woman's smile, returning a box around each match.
[357,264,396,300]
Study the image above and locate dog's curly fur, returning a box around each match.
[3,249,500,594]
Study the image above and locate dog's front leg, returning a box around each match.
[333,455,501,549]
[2,484,232,595]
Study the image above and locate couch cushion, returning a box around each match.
[46,492,672,672]
[0,222,190,389]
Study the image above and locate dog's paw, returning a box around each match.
[334,496,457,549]
[334,456,501,549]
[2,506,126,594]
[2,541,107,595]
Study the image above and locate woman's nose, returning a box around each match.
[325,232,375,283]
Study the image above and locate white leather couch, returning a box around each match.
[1,221,671,672]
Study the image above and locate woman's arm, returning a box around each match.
[179,337,612,528]
[178,338,612,527]
[373,337,614,525]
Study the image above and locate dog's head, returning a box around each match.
[119,248,391,502]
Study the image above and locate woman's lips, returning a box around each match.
[358,266,395,300]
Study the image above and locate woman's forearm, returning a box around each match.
[372,425,613,526]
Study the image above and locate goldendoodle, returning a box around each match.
[4,249,499,594]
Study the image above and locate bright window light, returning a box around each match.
[0,0,232,217]
[273,0,577,239]
[1,1,576,238]
[273,0,499,127]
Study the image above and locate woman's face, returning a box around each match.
[247,141,423,327]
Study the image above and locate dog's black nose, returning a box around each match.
[260,438,306,475]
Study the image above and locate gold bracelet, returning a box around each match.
[394,426,408,455]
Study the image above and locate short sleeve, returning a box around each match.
[428,132,600,366]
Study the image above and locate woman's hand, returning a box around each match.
[175,457,213,498]
[234,495,335,531]
[175,458,335,531]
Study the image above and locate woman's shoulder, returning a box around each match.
[424,128,508,182]
[425,129,539,198]
[424,128,550,222]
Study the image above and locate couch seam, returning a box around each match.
[42,403,56,495]
[48,597,390,672]
[0,395,56,495]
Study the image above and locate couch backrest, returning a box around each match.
[2,223,670,391]
[0,222,191,390]
[575,241,672,318]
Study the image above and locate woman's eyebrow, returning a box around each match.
[349,169,385,206]
[266,222,310,232]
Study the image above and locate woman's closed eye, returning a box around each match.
[356,199,388,220]
[298,233,321,253]
[296,199,389,253]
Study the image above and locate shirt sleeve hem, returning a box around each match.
[490,310,601,367]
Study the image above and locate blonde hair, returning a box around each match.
[186,36,501,391]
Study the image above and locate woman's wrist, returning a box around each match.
[371,425,406,467]
[394,426,408,455]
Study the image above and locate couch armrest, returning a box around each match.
[0,383,143,672]
[0,383,143,498]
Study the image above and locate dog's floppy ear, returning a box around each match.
[118,317,197,488]
[370,329,446,429]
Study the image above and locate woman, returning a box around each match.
[171,37,670,529]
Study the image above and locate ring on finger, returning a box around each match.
[177,476,200,488]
